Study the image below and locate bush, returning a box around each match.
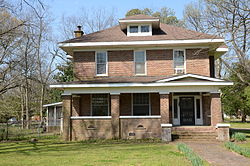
[177,143,204,166]
[232,132,246,142]
[225,142,250,158]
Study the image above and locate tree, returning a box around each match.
[125,7,184,26]
[59,7,117,40]
[183,0,250,85]
[221,62,250,122]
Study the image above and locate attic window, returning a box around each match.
[127,24,152,36]
[130,26,139,33]
[141,25,149,32]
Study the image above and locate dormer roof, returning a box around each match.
[119,14,160,30]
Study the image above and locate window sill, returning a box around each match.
[71,116,111,119]
[119,116,161,119]
[96,74,108,77]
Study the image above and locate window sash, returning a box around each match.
[96,52,107,75]
[133,93,150,116]
[174,50,185,69]
[141,25,149,32]
[134,51,146,75]
[92,94,109,116]
[130,26,139,33]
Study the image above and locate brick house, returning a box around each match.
[51,15,233,141]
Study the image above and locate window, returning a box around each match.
[91,94,109,116]
[134,51,146,75]
[141,25,149,32]
[96,51,107,75]
[173,99,178,119]
[133,93,150,116]
[129,26,139,33]
[173,50,185,74]
[128,25,152,36]
[196,99,201,119]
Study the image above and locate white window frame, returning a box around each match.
[172,93,203,126]
[172,96,180,125]
[95,51,108,76]
[127,24,152,36]
[173,49,186,74]
[131,93,151,116]
[194,96,203,125]
[90,94,110,116]
[134,50,147,76]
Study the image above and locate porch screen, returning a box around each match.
[133,93,149,116]
[92,94,109,116]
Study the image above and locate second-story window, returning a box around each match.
[96,51,107,75]
[173,50,185,74]
[134,50,146,75]
[130,26,139,33]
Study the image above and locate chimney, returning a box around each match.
[74,25,84,38]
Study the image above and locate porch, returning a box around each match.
[62,92,223,141]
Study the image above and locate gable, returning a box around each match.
[156,74,225,83]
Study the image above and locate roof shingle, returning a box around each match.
[61,23,222,44]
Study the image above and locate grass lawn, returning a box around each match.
[0,138,191,166]
[236,133,250,149]
[223,119,250,128]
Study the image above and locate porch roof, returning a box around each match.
[50,74,233,89]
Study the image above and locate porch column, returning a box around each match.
[160,93,170,124]
[62,95,72,141]
[111,93,120,139]
[211,93,222,126]
[72,95,81,116]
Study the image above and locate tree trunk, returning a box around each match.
[25,84,30,129]
[241,111,246,122]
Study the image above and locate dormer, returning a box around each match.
[119,14,160,36]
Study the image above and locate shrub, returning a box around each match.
[225,142,250,158]
[232,132,246,142]
[177,143,204,166]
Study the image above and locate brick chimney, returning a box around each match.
[74,25,84,38]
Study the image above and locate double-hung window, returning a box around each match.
[96,51,107,75]
[134,51,146,75]
[133,93,150,116]
[173,50,185,74]
[91,94,109,116]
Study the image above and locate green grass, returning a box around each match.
[225,142,250,158]
[177,143,208,166]
[223,119,250,128]
[0,138,191,166]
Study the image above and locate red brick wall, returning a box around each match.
[73,51,95,80]
[73,49,211,80]
[186,48,210,76]
[147,50,174,76]
[108,50,134,76]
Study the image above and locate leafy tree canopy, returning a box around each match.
[125,7,184,26]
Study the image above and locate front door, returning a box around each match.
[180,97,195,125]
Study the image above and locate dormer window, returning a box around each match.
[141,25,149,32]
[127,24,152,36]
[130,26,139,33]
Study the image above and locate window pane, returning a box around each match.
[97,52,106,63]
[130,26,138,33]
[174,50,184,69]
[135,52,145,62]
[133,93,149,116]
[174,99,178,119]
[135,63,145,74]
[196,99,201,119]
[92,94,109,116]
[141,25,149,32]
[97,64,106,74]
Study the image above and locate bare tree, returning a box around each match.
[183,0,250,84]
[59,7,117,40]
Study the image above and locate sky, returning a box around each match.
[46,0,195,34]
